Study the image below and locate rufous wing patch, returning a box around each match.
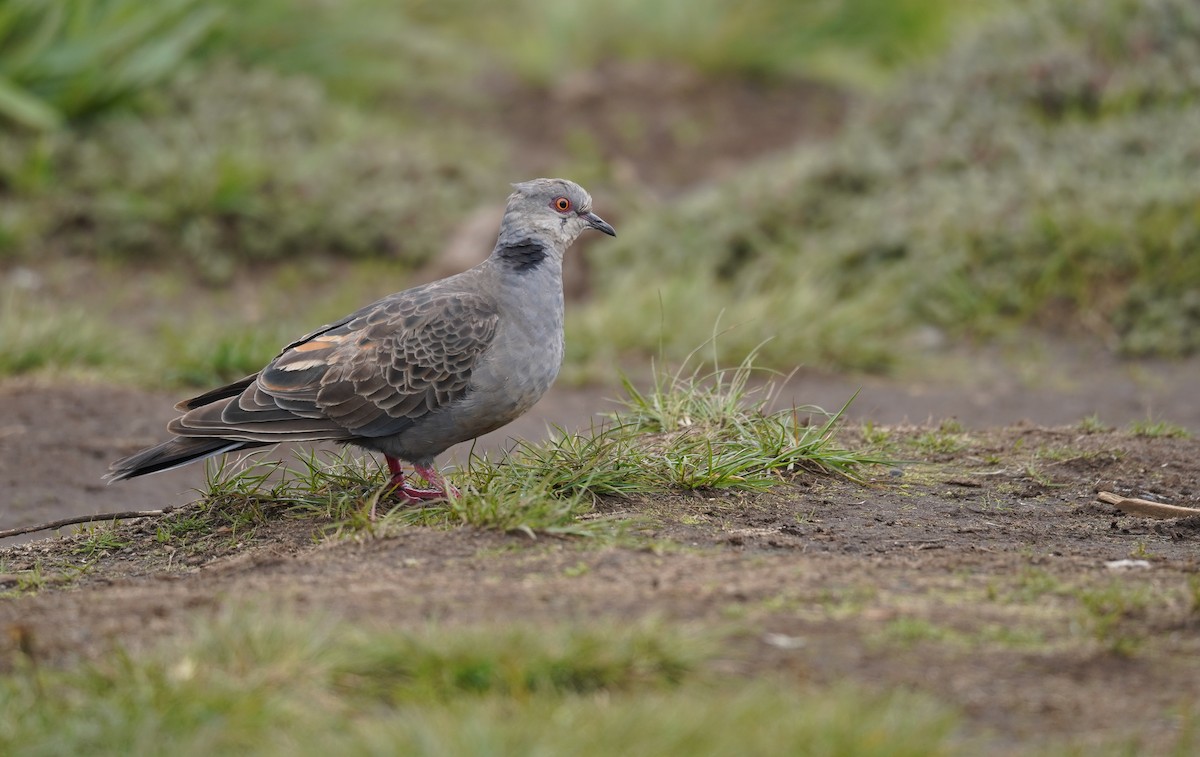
[294,334,343,352]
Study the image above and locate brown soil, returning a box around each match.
[2,372,1200,752]
[493,61,847,190]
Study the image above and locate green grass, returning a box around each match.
[0,285,116,376]
[8,0,1193,384]
[0,0,969,276]
[0,0,220,130]
[0,62,502,277]
[1075,581,1152,657]
[71,524,130,559]
[0,260,422,387]
[453,0,968,87]
[0,609,961,755]
[155,514,209,543]
[161,326,296,388]
[0,561,47,596]
[1127,418,1192,439]
[202,0,968,102]
[911,421,969,456]
[1078,414,1112,434]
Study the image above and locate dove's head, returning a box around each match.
[499,178,615,249]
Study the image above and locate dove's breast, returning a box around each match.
[371,257,566,461]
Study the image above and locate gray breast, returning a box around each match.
[371,258,566,462]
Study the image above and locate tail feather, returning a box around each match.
[106,437,261,482]
[175,374,258,411]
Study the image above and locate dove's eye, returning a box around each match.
[552,197,572,213]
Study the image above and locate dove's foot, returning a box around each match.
[371,457,459,519]
[410,463,460,500]
[389,479,448,502]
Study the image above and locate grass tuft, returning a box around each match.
[617,346,884,484]
[71,524,131,559]
[1126,418,1192,439]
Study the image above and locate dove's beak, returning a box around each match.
[581,211,616,237]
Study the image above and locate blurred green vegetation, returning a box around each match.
[201,0,965,101]
[0,63,500,281]
[0,611,964,756]
[1,0,1196,384]
[577,0,1200,371]
[0,0,220,129]
[0,0,960,277]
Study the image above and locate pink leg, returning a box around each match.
[371,456,457,520]
[385,455,405,487]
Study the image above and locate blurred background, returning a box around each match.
[1,0,1197,394]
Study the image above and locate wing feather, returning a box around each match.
[170,286,500,443]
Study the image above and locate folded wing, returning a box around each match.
[170,288,501,443]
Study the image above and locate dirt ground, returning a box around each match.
[2,364,1199,752]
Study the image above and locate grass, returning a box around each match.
[459,0,968,87]
[1127,418,1192,439]
[0,0,220,130]
[0,260,418,387]
[0,286,117,376]
[0,607,962,755]
[71,525,130,559]
[203,0,968,102]
[0,62,503,277]
[4,0,1195,385]
[1075,581,1152,657]
[0,0,967,277]
[0,561,46,597]
[9,0,1197,384]
[575,0,1200,372]
[911,421,969,456]
[1078,414,1112,434]
[5,411,1200,751]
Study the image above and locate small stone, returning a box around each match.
[1104,559,1151,571]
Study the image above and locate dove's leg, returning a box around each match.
[371,457,446,519]
[385,456,446,499]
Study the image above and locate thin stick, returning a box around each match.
[0,508,176,540]
[1097,492,1200,519]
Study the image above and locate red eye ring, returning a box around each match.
[552,197,572,212]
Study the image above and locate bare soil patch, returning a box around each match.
[2,416,1198,752]
[492,61,848,190]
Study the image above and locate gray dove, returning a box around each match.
[108,178,615,514]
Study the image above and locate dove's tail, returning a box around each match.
[106,437,263,482]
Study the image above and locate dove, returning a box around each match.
[108,178,615,516]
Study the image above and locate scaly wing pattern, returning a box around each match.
[168,288,500,442]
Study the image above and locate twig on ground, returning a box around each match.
[1097,492,1200,519]
[0,508,176,540]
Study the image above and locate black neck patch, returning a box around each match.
[496,239,549,272]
